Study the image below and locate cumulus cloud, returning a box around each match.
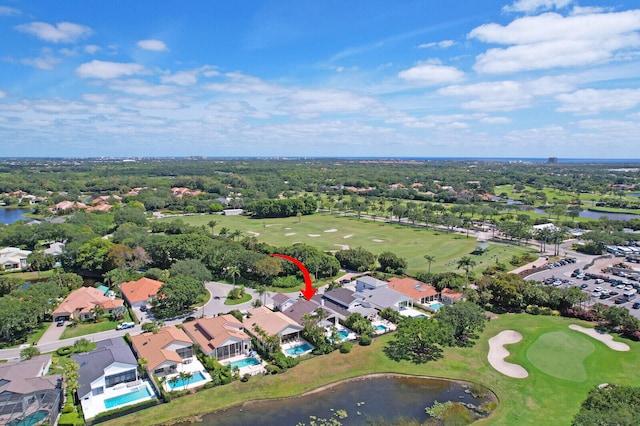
[84,45,101,54]
[277,88,385,119]
[556,88,640,114]
[15,21,93,43]
[469,10,640,73]
[0,90,6,99]
[439,81,531,111]
[398,61,465,85]
[108,79,180,97]
[160,67,217,86]
[76,60,147,79]
[137,39,168,52]
[204,72,287,95]
[503,0,572,14]
[0,6,20,16]
[19,48,61,70]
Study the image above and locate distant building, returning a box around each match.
[548,157,558,164]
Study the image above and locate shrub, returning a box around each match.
[241,373,250,382]
[339,342,353,353]
[57,346,73,356]
[62,403,75,414]
[359,334,372,346]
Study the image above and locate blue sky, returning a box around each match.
[0,0,639,158]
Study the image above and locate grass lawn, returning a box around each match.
[102,314,640,426]
[224,293,252,305]
[0,269,55,281]
[60,312,133,339]
[159,213,531,275]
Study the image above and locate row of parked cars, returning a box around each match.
[544,257,578,269]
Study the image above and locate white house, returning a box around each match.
[0,247,31,271]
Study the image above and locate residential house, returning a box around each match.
[441,288,465,304]
[242,306,303,347]
[279,299,337,327]
[388,277,440,306]
[0,355,62,426]
[52,287,124,322]
[0,247,32,271]
[119,277,163,308]
[316,288,377,319]
[182,315,251,360]
[355,275,388,292]
[130,326,195,377]
[272,293,296,312]
[50,200,87,213]
[42,241,65,256]
[353,287,412,313]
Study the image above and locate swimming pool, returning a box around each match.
[167,371,207,389]
[104,386,152,409]
[375,325,387,332]
[284,342,314,356]
[430,302,444,311]
[337,330,349,339]
[226,357,261,369]
[6,410,48,426]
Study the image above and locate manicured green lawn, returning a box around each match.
[224,293,252,305]
[101,314,640,426]
[60,312,133,339]
[525,330,594,382]
[159,213,531,275]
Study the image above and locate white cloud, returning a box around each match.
[418,40,456,49]
[84,45,101,54]
[0,90,6,99]
[19,48,61,70]
[204,72,287,95]
[480,116,512,124]
[470,10,640,73]
[398,61,465,86]
[76,60,147,79]
[556,88,640,114]
[277,88,385,119]
[134,99,183,110]
[137,39,168,52]
[503,0,572,14]
[0,6,20,16]
[160,66,217,86]
[15,21,93,43]
[108,79,180,97]
[439,81,531,111]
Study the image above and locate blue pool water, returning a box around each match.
[375,325,387,332]
[284,342,314,356]
[337,330,349,339]
[104,386,152,409]
[226,357,260,369]
[7,410,48,426]
[167,371,207,389]
[430,303,444,311]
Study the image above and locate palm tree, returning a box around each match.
[137,358,148,378]
[227,266,241,287]
[230,229,243,241]
[207,220,219,235]
[423,254,436,274]
[256,284,268,306]
[457,256,477,286]
[181,371,193,391]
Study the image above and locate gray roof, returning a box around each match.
[354,287,411,310]
[311,294,350,320]
[356,275,388,288]
[0,355,61,395]
[272,293,293,307]
[72,337,137,399]
[280,299,334,325]
[322,288,357,308]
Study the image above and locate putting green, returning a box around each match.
[526,331,595,382]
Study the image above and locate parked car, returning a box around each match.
[116,322,135,330]
[615,296,628,304]
[633,302,640,309]
[610,291,620,297]
[140,305,148,312]
[580,283,589,289]
[56,320,65,327]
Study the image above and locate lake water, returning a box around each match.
[533,208,640,221]
[177,375,495,426]
[0,208,31,224]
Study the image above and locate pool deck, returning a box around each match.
[371,319,397,335]
[281,339,315,357]
[224,353,266,376]
[162,358,212,392]
[325,325,357,342]
[80,380,156,420]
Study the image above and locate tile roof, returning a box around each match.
[130,326,193,371]
[242,306,302,337]
[0,355,61,396]
[119,277,163,304]
[52,286,124,317]
[182,315,249,354]
[388,277,438,300]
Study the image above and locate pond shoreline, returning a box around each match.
[171,373,498,425]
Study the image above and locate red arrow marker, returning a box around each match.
[270,253,317,301]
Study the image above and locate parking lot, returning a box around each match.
[525,256,640,320]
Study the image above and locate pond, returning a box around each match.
[533,208,640,221]
[176,375,496,426]
[0,208,31,224]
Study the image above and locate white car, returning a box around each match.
[625,285,634,291]
[594,286,603,292]
[591,291,601,297]
[595,279,604,284]
[617,284,625,289]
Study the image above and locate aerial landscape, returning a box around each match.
[1,1,640,426]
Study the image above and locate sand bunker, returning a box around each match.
[568,325,630,351]
[487,330,528,379]
[247,231,260,236]
[372,239,384,243]
[284,232,296,236]
[334,244,350,250]
[284,227,292,230]
[324,228,338,233]
[343,234,354,239]
[308,234,321,237]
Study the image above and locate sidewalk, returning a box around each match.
[510,255,549,274]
